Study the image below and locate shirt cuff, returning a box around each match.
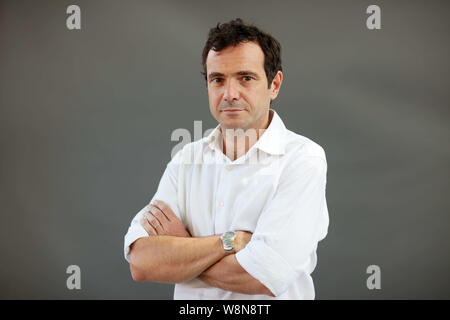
[235,240,298,297]
[123,228,148,263]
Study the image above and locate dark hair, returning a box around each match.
[201,18,282,88]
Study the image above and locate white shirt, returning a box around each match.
[124,109,329,300]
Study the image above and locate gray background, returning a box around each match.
[0,0,449,299]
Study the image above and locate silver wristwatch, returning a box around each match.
[220,231,237,254]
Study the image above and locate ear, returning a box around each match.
[269,71,283,100]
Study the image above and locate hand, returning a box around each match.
[234,231,252,252]
[140,200,191,237]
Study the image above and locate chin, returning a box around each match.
[223,121,253,131]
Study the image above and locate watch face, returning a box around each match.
[222,231,236,251]
[223,231,235,241]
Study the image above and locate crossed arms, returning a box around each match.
[127,155,328,297]
[128,200,274,297]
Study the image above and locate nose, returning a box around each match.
[223,79,240,102]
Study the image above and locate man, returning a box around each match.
[124,18,329,299]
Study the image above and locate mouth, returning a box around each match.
[222,109,244,114]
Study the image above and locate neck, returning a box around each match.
[220,110,273,161]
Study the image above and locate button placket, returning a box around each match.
[214,163,230,233]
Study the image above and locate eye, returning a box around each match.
[242,76,253,81]
[212,78,223,83]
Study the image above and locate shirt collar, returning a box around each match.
[204,108,288,156]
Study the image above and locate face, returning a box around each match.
[206,41,282,131]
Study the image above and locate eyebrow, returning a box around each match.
[208,70,260,80]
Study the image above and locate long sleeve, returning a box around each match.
[235,155,329,296]
[123,151,183,262]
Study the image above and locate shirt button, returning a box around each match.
[226,166,233,171]
[219,201,224,207]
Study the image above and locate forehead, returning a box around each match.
[206,41,265,73]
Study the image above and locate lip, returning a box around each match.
[222,109,243,113]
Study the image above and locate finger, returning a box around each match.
[149,205,169,224]
[144,211,165,234]
[152,200,175,221]
[140,218,157,236]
